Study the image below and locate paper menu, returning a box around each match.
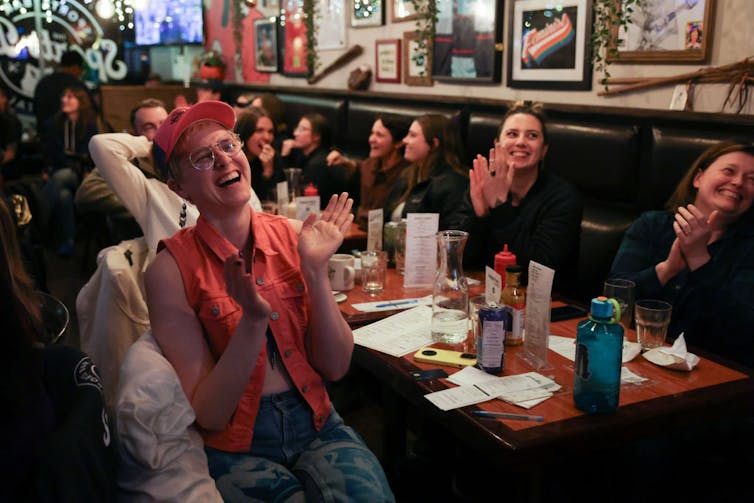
[521,261,555,369]
[403,213,439,288]
[367,209,383,251]
[352,305,434,357]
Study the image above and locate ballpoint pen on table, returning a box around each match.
[375,299,419,309]
[471,410,544,422]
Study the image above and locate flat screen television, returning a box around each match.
[134,0,204,46]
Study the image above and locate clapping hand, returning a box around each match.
[673,204,720,270]
[298,193,354,271]
[469,143,514,217]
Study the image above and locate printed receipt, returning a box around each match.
[403,213,439,288]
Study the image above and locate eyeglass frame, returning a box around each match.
[181,132,244,171]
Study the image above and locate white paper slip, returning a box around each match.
[352,305,433,357]
[424,385,491,411]
[621,367,648,384]
[477,372,561,399]
[448,366,501,387]
[352,295,432,313]
[548,335,576,361]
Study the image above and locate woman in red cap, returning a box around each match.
[146,101,394,501]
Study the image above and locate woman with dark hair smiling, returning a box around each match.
[234,106,285,202]
[610,140,754,367]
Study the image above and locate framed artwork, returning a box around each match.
[316,0,347,50]
[254,18,279,72]
[403,31,433,86]
[255,0,281,18]
[351,0,384,27]
[507,0,593,90]
[432,0,503,83]
[279,0,309,77]
[392,0,419,22]
[375,39,401,83]
[611,0,714,63]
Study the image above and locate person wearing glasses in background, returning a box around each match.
[144,101,394,501]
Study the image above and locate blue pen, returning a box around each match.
[471,410,544,422]
[375,299,419,309]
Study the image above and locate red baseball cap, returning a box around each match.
[153,100,236,179]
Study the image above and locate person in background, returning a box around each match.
[74,98,168,240]
[610,140,754,368]
[232,92,257,117]
[144,101,394,501]
[33,49,88,139]
[457,101,583,285]
[383,113,469,230]
[326,114,412,228]
[235,106,285,203]
[144,72,163,87]
[0,84,23,181]
[282,112,348,209]
[41,86,103,256]
[196,79,225,103]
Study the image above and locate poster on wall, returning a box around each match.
[316,0,347,50]
[280,0,310,76]
[0,1,129,117]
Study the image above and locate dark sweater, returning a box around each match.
[287,146,348,209]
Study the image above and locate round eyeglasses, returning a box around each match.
[187,134,243,171]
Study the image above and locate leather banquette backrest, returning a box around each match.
[276,93,347,148]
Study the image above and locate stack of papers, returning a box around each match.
[352,306,434,357]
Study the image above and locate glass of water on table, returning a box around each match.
[603,278,635,339]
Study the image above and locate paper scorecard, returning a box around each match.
[352,305,434,357]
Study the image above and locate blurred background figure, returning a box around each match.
[235,106,285,203]
[196,79,225,102]
[33,50,89,139]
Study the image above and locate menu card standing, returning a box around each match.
[295,196,320,221]
[520,261,555,370]
[367,209,383,251]
[485,266,502,304]
[403,213,439,288]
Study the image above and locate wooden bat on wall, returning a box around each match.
[307,45,364,85]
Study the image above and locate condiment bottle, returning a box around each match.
[494,244,516,290]
[501,264,525,346]
[573,297,624,413]
[304,182,319,196]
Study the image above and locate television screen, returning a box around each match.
[134,0,204,46]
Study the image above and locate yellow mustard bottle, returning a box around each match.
[501,265,525,346]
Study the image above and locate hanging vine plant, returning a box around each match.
[409,0,438,76]
[591,0,643,90]
[303,0,320,75]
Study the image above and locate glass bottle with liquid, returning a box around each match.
[501,265,525,346]
[431,230,469,344]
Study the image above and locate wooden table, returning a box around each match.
[339,270,754,494]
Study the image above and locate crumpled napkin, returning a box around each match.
[622,341,641,362]
[642,333,700,371]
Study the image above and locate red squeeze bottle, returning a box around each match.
[494,244,516,288]
[304,182,319,196]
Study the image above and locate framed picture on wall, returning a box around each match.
[279,0,309,77]
[403,31,433,86]
[375,39,401,83]
[351,0,384,27]
[507,0,593,90]
[316,0,347,50]
[392,0,419,22]
[610,0,715,63]
[432,0,503,83]
[254,18,279,72]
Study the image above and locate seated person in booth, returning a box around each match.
[0,84,23,180]
[0,197,115,502]
[282,112,348,208]
[383,113,469,230]
[75,98,168,238]
[234,106,285,203]
[457,101,582,285]
[327,114,412,229]
[41,86,105,257]
[144,101,394,501]
[610,140,754,368]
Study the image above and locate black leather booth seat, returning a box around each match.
[228,84,754,302]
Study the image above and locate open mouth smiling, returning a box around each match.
[217,172,242,187]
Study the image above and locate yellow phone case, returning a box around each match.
[413,347,478,368]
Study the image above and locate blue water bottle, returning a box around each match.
[573,296,624,413]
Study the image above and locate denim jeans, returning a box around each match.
[205,390,394,503]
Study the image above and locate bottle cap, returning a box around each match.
[590,296,621,323]
[303,182,318,196]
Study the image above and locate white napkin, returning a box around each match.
[642,333,700,371]
[622,341,641,362]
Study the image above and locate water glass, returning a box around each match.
[634,299,672,351]
[468,294,487,348]
[361,250,387,295]
[603,278,635,336]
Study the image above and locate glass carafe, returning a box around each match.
[431,230,469,344]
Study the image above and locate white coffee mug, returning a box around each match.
[328,254,355,291]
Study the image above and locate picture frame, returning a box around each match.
[254,18,279,72]
[610,0,715,63]
[375,39,401,83]
[432,0,503,83]
[507,0,593,90]
[279,0,309,77]
[392,0,419,22]
[403,31,433,86]
[316,0,347,50]
[351,0,384,27]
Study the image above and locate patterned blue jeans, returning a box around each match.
[205,390,394,503]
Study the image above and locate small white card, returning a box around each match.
[424,385,492,411]
[367,209,383,251]
[485,266,501,304]
[403,213,439,288]
[295,196,320,221]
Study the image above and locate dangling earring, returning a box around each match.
[179,201,187,228]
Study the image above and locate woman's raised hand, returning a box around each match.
[298,193,354,270]
[673,204,719,270]
[259,144,276,177]
[326,150,344,166]
[469,144,513,217]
